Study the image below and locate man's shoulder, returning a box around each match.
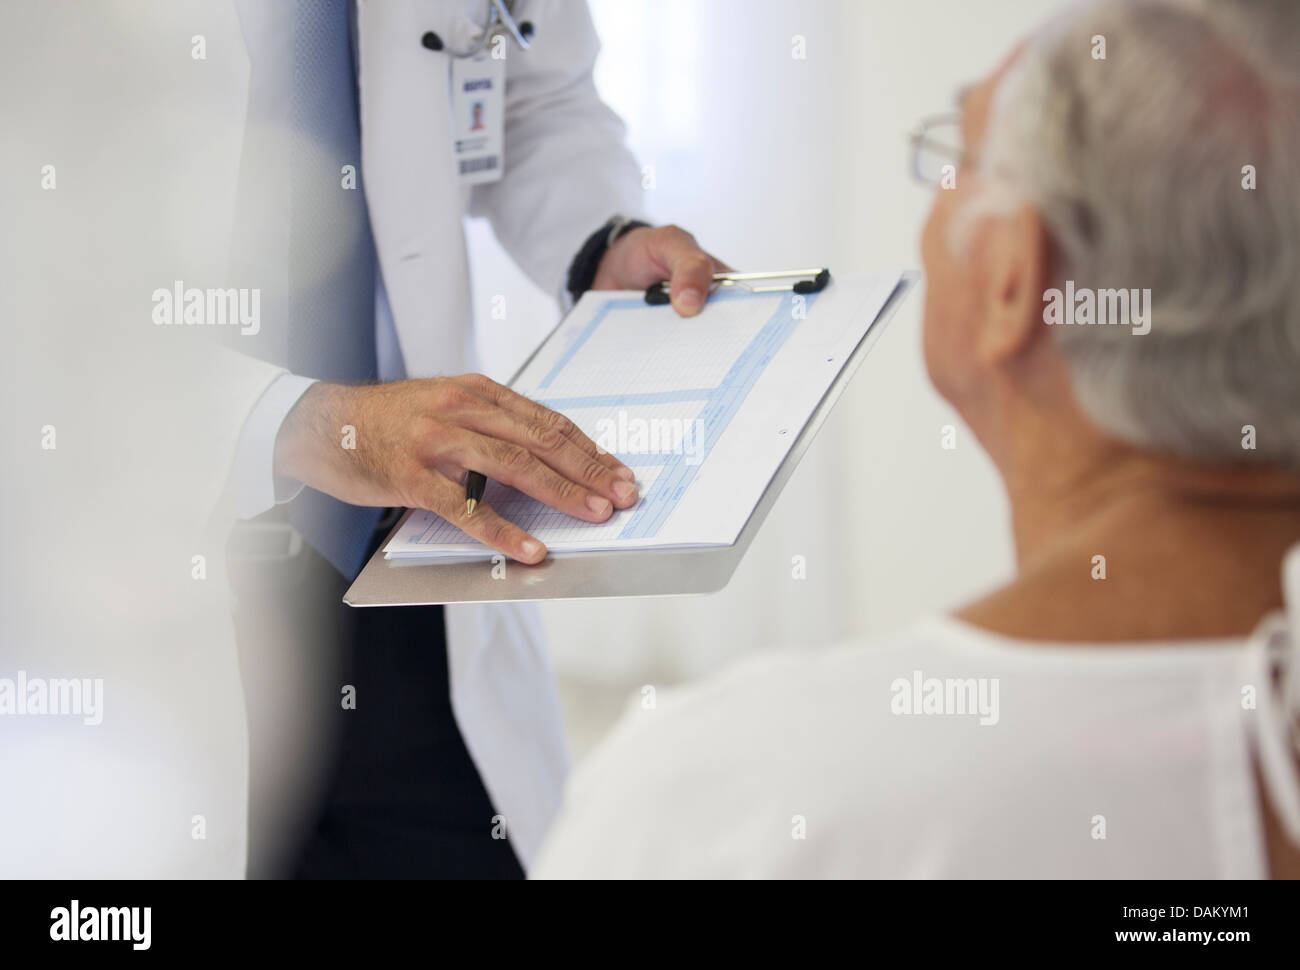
[534,618,1229,878]
[536,621,979,877]
[643,619,975,724]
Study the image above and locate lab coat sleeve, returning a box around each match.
[469,0,646,301]
[227,373,319,519]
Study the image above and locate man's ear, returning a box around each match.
[977,203,1050,367]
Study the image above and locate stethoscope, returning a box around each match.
[421,0,534,56]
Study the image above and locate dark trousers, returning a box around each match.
[230,517,523,879]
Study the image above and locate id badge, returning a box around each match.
[451,52,505,185]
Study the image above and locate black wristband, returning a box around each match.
[566,217,651,304]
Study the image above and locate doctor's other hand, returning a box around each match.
[272,375,639,564]
[591,223,731,317]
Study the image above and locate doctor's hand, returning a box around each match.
[273,375,639,564]
[591,224,731,318]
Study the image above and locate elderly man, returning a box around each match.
[531,0,1300,878]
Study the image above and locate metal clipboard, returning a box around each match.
[344,270,917,606]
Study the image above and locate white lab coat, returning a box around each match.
[351,0,644,872]
[0,0,641,876]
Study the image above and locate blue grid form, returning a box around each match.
[535,288,820,541]
[539,295,647,390]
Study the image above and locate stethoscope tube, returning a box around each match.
[490,0,533,49]
[420,0,533,57]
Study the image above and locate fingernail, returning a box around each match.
[613,480,638,504]
[615,465,636,482]
[677,288,703,313]
[586,494,612,516]
[522,539,545,561]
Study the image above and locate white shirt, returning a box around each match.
[533,612,1300,878]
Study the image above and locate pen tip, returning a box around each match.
[466,499,477,517]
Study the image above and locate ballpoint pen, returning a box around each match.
[465,470,487,516]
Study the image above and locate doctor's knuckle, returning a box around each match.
[462,373,496,395]
[663,224,696,245]
[550,476,579,502]
[497,442,533,472]
[535,406,564,428]
[548,411,578,438]
[527,422,564,452]
[483,518,515,548]
[579,457,608,485]
[434,382,475,413]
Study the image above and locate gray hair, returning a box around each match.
[976,0,1300,468]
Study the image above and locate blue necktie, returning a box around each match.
[287,0,383,579]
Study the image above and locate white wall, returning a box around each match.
[467,0,1062,756]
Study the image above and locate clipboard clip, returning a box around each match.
[645,268,831,306]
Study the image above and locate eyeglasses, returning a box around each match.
[908,113,971,187]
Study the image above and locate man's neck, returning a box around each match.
[961,436,1300,643]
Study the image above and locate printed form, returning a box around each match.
[384,272,904,560]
